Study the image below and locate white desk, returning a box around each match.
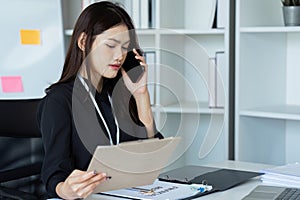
[86,160,274,200]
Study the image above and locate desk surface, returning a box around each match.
[85,160,274,200]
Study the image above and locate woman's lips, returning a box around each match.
[109,64,121,70]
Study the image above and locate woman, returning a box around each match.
[37,1,162,199]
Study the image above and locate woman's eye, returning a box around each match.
[122,46,129,51]
[106,44,115,48]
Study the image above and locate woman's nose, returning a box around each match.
[114,47,124,61]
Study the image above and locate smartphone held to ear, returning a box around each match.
[127,65,145,83]
[123,49,145,83]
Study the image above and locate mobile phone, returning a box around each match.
[123,49,145,83]
[127,64,145,83]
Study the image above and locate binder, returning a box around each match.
[158,165,262,199]
[158,165,219,184]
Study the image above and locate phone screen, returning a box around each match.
[124,49,145,83]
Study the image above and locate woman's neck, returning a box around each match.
[79,68,103,92]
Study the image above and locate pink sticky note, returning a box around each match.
[1,76,24,93]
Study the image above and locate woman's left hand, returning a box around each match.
[121,48,148,97]
[121,49,155,135]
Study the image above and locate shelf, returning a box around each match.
[136,29,158,35]
[240,26,300,33]
[152,101,224,114]
[64,28,225,36]
[65,28,157,36]
[159,28,225,35]
[239,105,300,121]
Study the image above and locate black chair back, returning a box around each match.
[0,99,47,200]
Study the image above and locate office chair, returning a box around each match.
[0,99,47,200]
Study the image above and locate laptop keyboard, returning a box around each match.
[276,188,300,200]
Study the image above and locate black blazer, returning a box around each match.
[37,78,162,198]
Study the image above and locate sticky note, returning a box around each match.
[1,76,24,93]
[20,29,41,45]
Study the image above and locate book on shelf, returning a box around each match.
[185,0,217,30]
[82,0,102,10]
[81,0,91,10]
[149,0,156,28]
[133,0,155,29]
[131,0,141,28]
[260,162,300,188]
[81,0,154,29]
[215,51,226,108]
[208,57,217,108]
[140,0,149,29]
[208,51,226,108]
[144,51,156,105]
[216,0,227,28]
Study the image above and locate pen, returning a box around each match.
[190,184,213,193]
[92,171,112,180]
[127,187,155,195]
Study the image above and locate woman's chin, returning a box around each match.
[103,72,119,79]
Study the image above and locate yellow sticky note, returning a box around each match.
[20,29,41,45]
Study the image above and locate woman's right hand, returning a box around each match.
[56,169,107,199]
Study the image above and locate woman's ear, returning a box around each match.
[78,32,87,51]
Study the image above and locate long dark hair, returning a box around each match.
[47,1,142,124]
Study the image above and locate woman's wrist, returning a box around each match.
[133,89,155,137]
[134,92,153,124]
[133,88,148,100]
[133,89,151,110]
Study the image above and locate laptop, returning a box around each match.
[87,137,181,194]
[242,185,300,200]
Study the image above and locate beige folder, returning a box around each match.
[87,137,181,193]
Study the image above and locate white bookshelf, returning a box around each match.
[235,0,300,165]
[62,0,231,168]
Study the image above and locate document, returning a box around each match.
[261,162,300,178]
[101,179,201,200]
[87,137,181,193]
[261,162,300,188]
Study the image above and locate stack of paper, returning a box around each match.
[260,163,300,188]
